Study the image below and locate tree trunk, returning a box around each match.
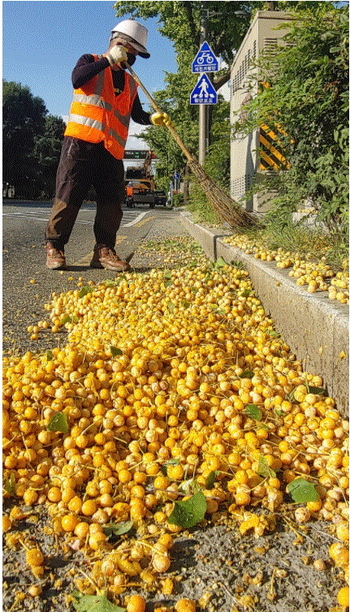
[183,162,190,205]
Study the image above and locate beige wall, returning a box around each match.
[230,11,293,211]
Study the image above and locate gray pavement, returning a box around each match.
[3,201,188,355]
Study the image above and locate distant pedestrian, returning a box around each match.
[45,20,173,270]
[126,182,134,197]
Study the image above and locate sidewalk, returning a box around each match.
[180,209,349,416]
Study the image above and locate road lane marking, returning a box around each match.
[3,210,151,227]
[133,216,156,228]
[122,211,149,227]
[3,213,50,222]
[3,212,93,225]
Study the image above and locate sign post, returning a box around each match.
[190,40,219,166]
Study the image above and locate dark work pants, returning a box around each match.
[45,137,125,249]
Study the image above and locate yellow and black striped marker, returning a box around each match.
[258,82,290,170]
[259,122,290,170]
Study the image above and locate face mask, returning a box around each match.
[126,52,136,66]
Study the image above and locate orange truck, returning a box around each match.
[124,150,162,207]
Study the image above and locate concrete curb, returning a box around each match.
[180,210,349,416]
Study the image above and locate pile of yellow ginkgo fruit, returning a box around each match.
[3,258,349,610]
[223,234,349,304]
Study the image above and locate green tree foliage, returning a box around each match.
[3,80,65,198]
[114,1,251,66]
[232,3,349,236]
[113,1,332,206]
[113,0,253,180]
[33,115,65,197]
[3,80,47,196]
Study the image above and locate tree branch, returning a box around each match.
[213,71,231,91]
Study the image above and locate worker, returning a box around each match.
[126,181,134,197]
[45,20,172,271]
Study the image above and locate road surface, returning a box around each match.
[3,200,186,355]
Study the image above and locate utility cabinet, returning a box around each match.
[230,10,293,212]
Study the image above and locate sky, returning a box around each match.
[2,0,178,150]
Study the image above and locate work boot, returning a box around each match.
[46,242,66,270]
[90,245,130,272]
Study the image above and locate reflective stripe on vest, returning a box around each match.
[72,94,113,111]
[64,57,138,159]
[67,113,126,149]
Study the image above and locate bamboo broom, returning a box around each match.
[125,62,258,229]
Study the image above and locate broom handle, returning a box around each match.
[125,62,195,163]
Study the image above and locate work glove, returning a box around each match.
[151,112,174,128]
[104,45,128,66]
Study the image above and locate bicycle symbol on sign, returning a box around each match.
[196,52,214,64]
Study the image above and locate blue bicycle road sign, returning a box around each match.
[190,73,218,105]
[191,41,219,73]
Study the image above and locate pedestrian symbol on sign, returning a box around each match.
[190,74,218,105]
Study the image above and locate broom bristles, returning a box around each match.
[189,159,258,229]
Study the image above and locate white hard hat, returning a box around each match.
[111,19,150,58]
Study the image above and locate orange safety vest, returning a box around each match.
[64,55,138,160]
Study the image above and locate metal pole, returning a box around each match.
[198,1,207,166]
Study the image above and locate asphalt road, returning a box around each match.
[3,200,186,355]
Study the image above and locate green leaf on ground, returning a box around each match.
[257,455,276,478]
[239,370,254,379]
[213,307,226,315]
[48,412,69,433]
[215,256,227,267]
[3,473,16,495]
[167,491,206,528]
[63,314,78,325]
[230,259,244,269]
[60,315,72,325]
[286,478,319,503]
[110,346,123,356]
[287,388,296,402]
[244,404,262,420]
[72,591,125,612]
[102,520,133,538]
[163,271,172,286]
[308,386,326,395]
[179,477,202,495]
[78,286,95,298]
[205,470,219,490]
[267,330,280,338]
[161,458,180,475]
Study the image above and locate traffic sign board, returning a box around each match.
[124,150,158,160]
[124,150,148,159]
[192,41,219,73]
[190,74,218,105]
